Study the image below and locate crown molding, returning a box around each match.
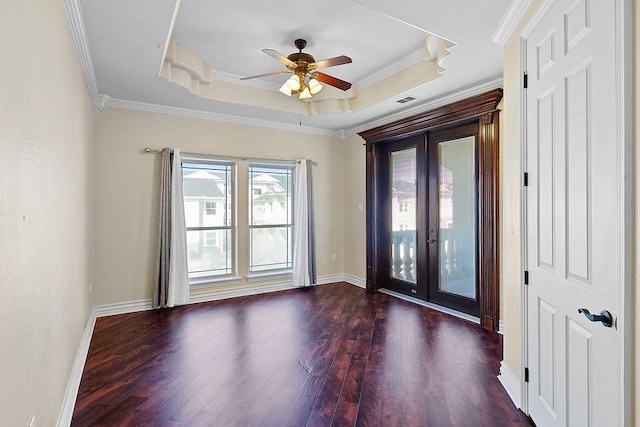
[212,70,281,91]
[91,94,110,115]
[62,0,97,95]
[344,77,503,137]
[62,0,110,116]
[492,0,533,46]
[105,98,341,138]
[357,49,425,88]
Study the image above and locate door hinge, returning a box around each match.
[523,172,529,187]
[524,270,529,285]
[524,367,529,383]
[523,73,528,89]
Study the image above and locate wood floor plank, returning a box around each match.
[72,283,532,427]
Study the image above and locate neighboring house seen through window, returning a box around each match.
[248,164,293,272]
[181,156,295,285]
[205,201,216,215]
[182,159,234,279]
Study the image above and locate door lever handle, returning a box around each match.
[427,238,437,244]
[577,308,613,328]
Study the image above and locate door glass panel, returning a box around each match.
[438,136,477,298]
[390,148,417,283]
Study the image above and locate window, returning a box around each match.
[204,231,217,247]
[205,201,216,215]
[398,201,409,212]
[182,159,234,279]
[248,164,293,272]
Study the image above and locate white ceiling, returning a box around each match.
[77,0,512,136]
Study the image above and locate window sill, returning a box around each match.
[246,270,292,283]
[190,275,241,289]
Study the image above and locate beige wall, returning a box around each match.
[92,108,348,305]
[343,134,367,280]
[502,0,639,424]
[0,0,94,425]
[633,0,639,421]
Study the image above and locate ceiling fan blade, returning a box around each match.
[314,72,352,91]
[262,49,296,68]
[311,55,352,69]
[240,71,291,80]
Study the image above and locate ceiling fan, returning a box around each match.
[241,39,352,100]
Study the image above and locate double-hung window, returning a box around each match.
[182,158,235,280]
[248,164,293,272]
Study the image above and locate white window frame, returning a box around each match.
[181,154,238,286]
[247,162,294,275]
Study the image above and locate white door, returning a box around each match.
[524,0,626,426]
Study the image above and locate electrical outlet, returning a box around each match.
[28,415,35,427]
[331,254,337,261]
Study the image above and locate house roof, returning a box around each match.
[183,174,226,198]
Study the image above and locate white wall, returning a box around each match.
[92,108,347,305]
[0,1,94,425]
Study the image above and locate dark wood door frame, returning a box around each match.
[360,88,502,331]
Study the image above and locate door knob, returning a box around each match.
[577,308,613,328]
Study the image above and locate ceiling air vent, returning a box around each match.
[396,96,416,104]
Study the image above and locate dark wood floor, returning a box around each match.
[72,282,532,426]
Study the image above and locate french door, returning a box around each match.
[375,124,480,317]
[428,124,480,316]
[362,89,501,330]
[375,135,428,299]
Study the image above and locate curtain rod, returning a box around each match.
[143,148,318,165]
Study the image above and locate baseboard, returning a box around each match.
[57,307,97,427]
[92,275,359,315]
[94,299,153,317]
[189,280,297,304]
[190,274,359,303]
[316,274,346,285]
[343,274,366,288]
[497,360,522,409]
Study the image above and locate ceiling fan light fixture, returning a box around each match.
[279,82,293,96]
[243,39,353,97]
[308,78,323,95]
[299,87,312,99]
[286,74,301,91]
